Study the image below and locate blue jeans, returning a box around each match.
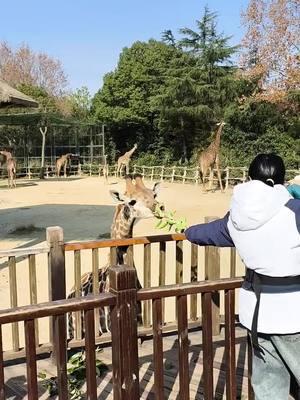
[251,333,300,400]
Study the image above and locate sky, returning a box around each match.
[0,0,249,95]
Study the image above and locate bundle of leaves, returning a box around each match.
[154,206,187,233]
[38,349,107,399]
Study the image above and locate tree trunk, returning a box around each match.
[39,127,48,179]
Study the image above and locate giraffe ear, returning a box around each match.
[153,182,161,196]
[109,190,129,203]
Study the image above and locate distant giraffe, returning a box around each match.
[116,144,137,176]
[198,121,226,192]
[56,153,73,177]
[67,174,164,339]
[0,151,16,188]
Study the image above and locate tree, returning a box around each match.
[155,7,239,161]
[92,40,179,155]
[240,0,300,106]
[0,42,68,96]
[69,86,92,120]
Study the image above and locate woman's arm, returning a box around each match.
[185,212,235,247]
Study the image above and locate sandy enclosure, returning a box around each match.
[0,176,245,350]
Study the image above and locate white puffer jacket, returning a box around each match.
[186,180,300,334]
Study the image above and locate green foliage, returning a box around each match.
[69,86,92,121]
[154,206,187,233]
[17,83,59,113]
[38,350,107,399]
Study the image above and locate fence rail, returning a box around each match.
[0,265,253,400]
[1,157,299,185]
[0,225,237,358]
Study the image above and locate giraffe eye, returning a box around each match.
[129,200,136,206]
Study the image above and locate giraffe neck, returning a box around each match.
[2,152,12,160]
[126,146,137,158]
[110,204,136,264]
[110,205,135,239]
[214,124,224,147]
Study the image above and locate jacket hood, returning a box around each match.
[230,180,291,231]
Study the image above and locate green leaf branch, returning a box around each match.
[154,206,187,233]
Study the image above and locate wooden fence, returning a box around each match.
[0,265,252,400]
[1,158,299,185]
[0,224,239,358]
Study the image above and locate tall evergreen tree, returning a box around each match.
[155,7,239,161]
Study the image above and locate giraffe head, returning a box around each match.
[109,174,164,238]
[216,121,226,127]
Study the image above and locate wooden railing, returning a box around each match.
[63,226,238,346]
[0,265,253,400]
[0,291,115,399]
[0,225,239,357]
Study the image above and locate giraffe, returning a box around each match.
[55,153,73,177]
[0,151,16,188]
[198,121,226,192]
[116,143,137,176]
[67,174,164,339]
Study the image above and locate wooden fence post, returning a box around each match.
[182,167,187,184]
[225,167,229,190]
[171,167,175,183]
[160,166,164,182]
[150,167,154,181]
[143,244,151,328]
[204,217,220,336]
[47,226,66,360]
[110,265,140,400]
[77,163,82,176]
[242,167,247,182]
[194,167,199,185]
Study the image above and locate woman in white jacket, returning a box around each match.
[185,153,300,400]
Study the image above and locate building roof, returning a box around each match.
[0,79,38,108]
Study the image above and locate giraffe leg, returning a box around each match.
[215,159,224,192]
[64,163,67,178]
[208,167,214,190]
[202,167,208,192]
[117,162,121,177]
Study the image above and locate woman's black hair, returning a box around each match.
[248,153,285,187]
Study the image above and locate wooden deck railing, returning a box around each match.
[0,224,239,357]
[64,228,237,346]
[0,265,253,400]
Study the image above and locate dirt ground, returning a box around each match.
[0,176,242,350]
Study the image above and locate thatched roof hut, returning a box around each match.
[0,79,38,108]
